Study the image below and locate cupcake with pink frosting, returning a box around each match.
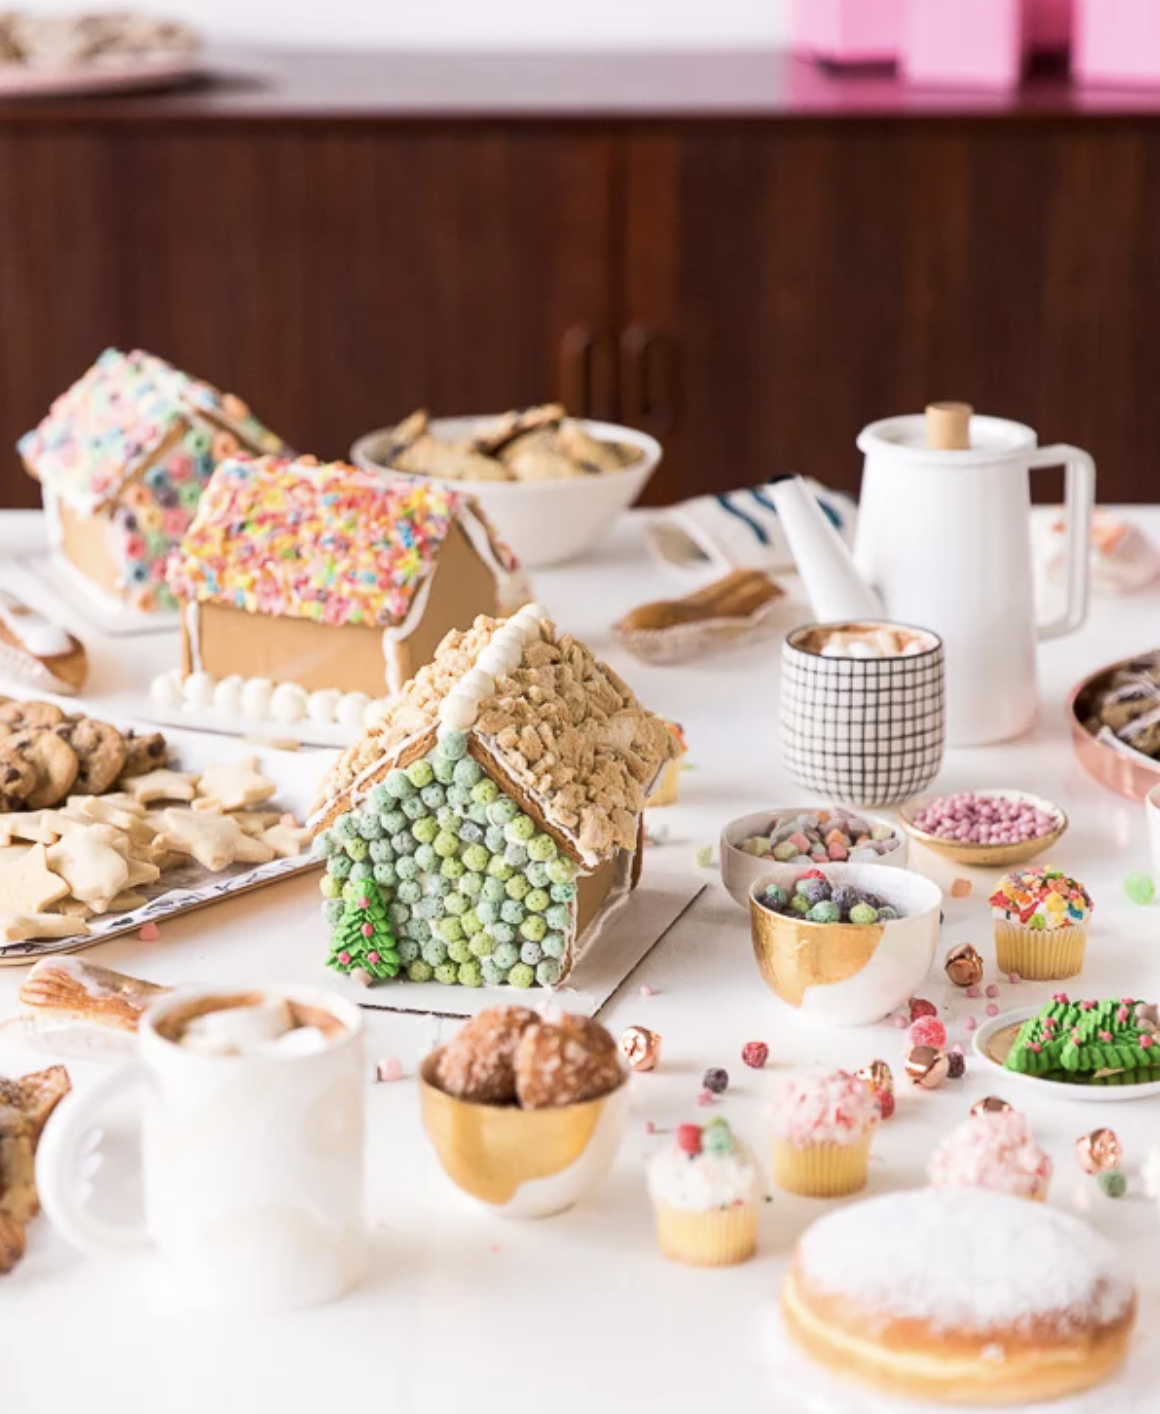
[928,1110,1053,1203]
[770,1070,879,1198]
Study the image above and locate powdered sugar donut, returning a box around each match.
[782,1188,1135,1405]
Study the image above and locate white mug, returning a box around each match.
[37,985,367,1311]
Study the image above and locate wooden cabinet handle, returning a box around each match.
[620,325,678,433]
[559,327,615,419]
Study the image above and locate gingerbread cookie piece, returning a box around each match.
[436,1006,540,1105]
[0,1064,71,1228]
[0,913,90,943]
[121,768,198,805]
[9,730,78,809]
[53,718,127,796]
[119,729,168,778]
[0,700,65,733]
[19,958,169,1032]
[158,809,276,872]
[0,591,87,697]
[513,1014,623,1109]
[196,756,277,811]
[0,844,69,915]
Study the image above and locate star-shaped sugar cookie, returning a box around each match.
[158,809,276,872]
[122,770,199,805]
[195,757,277,812]
[69,797,156,839]
[230,810,283,837]
[262,822,311,858]
[46,833,130,911]
[0,812,61,845]
[0,844,70,915]
[0,913,89,943]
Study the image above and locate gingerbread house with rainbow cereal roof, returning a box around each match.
[309,604,679,991]
[19,347,287,613]
[166,455,520,704]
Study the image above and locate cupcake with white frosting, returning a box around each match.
[928,1110,1052,1203]
[647,1118,761,1266]
[771,1070,878,1198]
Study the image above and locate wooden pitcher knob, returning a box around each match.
[925,401,973,451]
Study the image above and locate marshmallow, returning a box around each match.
[307,688,342,725]
[255,1026,329,1058]
[183,670,217,708]
[150,670,183,709]
[336,692,370,730]
[270,682,307,723]
[439,691,478,731]
[181,997,294,1057]
[458,668,496,701]
[213,674,245,715]
[240,677,274,721]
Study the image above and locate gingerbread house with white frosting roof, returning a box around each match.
[166,456,519,710]
[309,604,677,990]
[19,348,287,612]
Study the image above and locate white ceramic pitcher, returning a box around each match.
[855,414,1095,746]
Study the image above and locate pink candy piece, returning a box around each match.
[376,1057,403,1083]
[894,1015,909,1029]
[986,984,1000,999]
[967,985,982,999]
[910,790,1057,845]
[964,1016,978,1031]
[1008,972,1021,984]
[986,1004,1000,1017]
[696,1088,715,1107]
[640,984,658,997]
[909,1015,948,1050]
[139,922,160,942]
[950,1042,965,1055]
[644,1120,657,1135]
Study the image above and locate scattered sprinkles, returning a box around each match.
[989,868,1092,931]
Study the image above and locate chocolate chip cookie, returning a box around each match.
[0,750,35,812]
[9,730,78,809]
[119,729,168,778]
[53,718,127,796]
[0,700,65,733]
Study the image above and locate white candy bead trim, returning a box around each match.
[149,671,388,733]
[436,604,550,736]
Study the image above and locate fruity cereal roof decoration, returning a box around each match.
[989,867,1093,931]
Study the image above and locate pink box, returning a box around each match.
[903,0,1026,88]
[1074,0,1160,85]
[791,0,904,65]
[1026,0,1074,51]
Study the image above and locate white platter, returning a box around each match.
[973,1004,1160,1103]
[13,550,180,637]
[0,55,203,100]
[132,697,358,751]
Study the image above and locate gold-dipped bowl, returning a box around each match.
[418,1050,630,1219]
[749,863,942,1027]
[898,789,1067,867]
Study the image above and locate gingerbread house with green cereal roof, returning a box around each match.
[309,605,678,989]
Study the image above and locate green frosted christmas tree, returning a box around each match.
[328,879,400,982]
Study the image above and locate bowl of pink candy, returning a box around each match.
[899,789,1067,867]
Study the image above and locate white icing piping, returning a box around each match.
[151,669,388,731]
[185,600,203,671]
[458,504,518,582]
[436,603,549,737]
[307,725,434,828]
[380,631,406,698]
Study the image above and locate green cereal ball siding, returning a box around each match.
[421,938,448,967]
[446,785,472,810]
[504,842,529,869]
[356,814,384,841]
[368,784,391,812]
[453,757,483,788]
[396,880,422,906]
[420,782,447,810]
[434,962,459,985]
[440,856,466,880]
[406,759,435,789]
[385,768,415,799]
[546,904,571,931]
[411,816,439,845]
[461,844,490,874]
[335,813,358,838]
[391,832,417,857]
[447,938,472,964]
[485,825,506,854]
[322,898,344,925]
[405,917,431,944]
[549,882,577,904]
[508,963,536,989]
[381,809,408,836]
[407,959,434,983]
[546,856,577,885]
[459,820,485,845]
[388,902,411,928]
[500,899,526,926]
[488,856,514,882]
[487,798,518,827]
[401,796,429,821]
[327,853,353,879]
[437,729,468,762]
[493,941,520,969]
[457,960,483,988]
[525,888,550,914]
[505,874,530,902]
[373,862,398,888]
[482,876,506,904]
[468,929,493,956]
[436,916,465,944]
[320,873,342,899]
[444,892,468,918]
[369,838,395,864]
[459,871,484,898]
[460,908,483,936]
[505,814,535,843]
[397,939,421,964]
[542,931,567,959]
[345,837,369,862]
[520,915,547,943]
[434,830,460,859]
[536,959,563,987]
[467,802,491,826]
[433,756,456,785]
[520,940,544,965]
[311,830,336,858]
[436,806,458,831]
[472,778,499,806]
[425,874,452,898]
[527,834,558,862]
[526,861,550,889]
[395,855,420,882]
[413,844,437,873]
[481,958,508,985]
[477,899,500,926]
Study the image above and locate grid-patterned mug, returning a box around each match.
[780,622,945,806]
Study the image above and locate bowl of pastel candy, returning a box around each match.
[719,806,908,909]
[899,788,1067,867]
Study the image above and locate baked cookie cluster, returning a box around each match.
[0,1064,71,1276]
[435,1007,623,1108]
[0,11,198,68]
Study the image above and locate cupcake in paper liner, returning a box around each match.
[647,1118,761,1266]
[989,867,1093,981]
[770,1071,878,1198]
[928,1110,1053,1203]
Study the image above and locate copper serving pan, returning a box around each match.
[1068,653,1160,801]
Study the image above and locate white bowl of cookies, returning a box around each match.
[350,406,661,568]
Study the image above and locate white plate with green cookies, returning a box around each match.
[973,1004,1160,1103]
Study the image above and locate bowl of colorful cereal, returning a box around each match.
[720,807,908,909]
[899,789,1067,867]
[748,863,942,1026]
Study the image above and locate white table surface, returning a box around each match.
[2,508,1159,1414]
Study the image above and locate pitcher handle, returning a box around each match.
[1031,444,1095,641]
[36,1062,152,1258]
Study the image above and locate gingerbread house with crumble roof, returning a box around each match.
[167,455,519,700]
[19,348,287,612]
[309,604,677,991]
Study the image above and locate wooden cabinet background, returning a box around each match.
[2,52,1160,508]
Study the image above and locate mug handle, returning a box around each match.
[36,1062,152,1258]
[1032,444,1095,641]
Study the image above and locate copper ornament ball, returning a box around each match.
[857,1059,894,1095]
[905,1045,949,1089]
[944,942,984,988]
[1075,1127,1123,1175]
[618,1025,661,1072]
[971,1095,1014,1118]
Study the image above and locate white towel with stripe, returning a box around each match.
[643,477,858,579]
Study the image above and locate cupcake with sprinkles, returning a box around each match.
[770,1070,878,1198]
[928,1110,1053,1202]
[647,1118,761,1266]
[989,867,1093,980]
